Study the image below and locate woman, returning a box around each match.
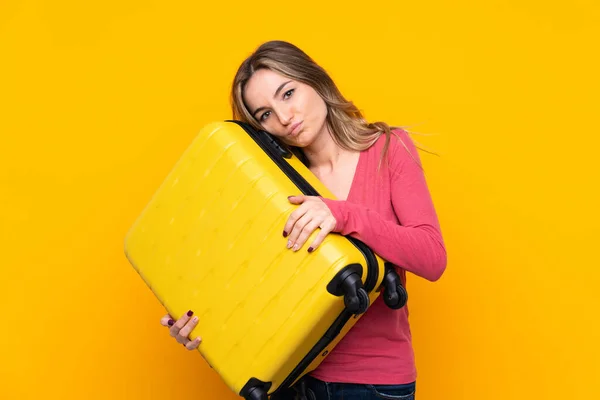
[160,40,447,399]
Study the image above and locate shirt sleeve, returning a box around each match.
[320,130,447,282]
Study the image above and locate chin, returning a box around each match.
[290,133,314,148]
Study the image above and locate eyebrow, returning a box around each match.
[251,80,292,118]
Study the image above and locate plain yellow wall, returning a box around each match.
[1,1,599,399]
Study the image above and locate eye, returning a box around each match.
[283,89,294,99]
[259,111,271,121]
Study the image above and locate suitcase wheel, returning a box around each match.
[326,264,371,315]
[240,378,270,400]
[382,263,408,309]
[342,274,370,315]
[348,287,370,315]
[245,386,267,400]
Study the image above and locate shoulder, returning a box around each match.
[367,128,421,169]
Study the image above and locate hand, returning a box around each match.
[283,195,337,253]
[160,310,202,351]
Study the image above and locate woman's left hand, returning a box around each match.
[284,195,337,253]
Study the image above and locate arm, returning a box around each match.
[320,131,447,282]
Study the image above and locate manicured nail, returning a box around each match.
[187,310,193,317]
[283,231,288,237]
[292,244,299,251]
[287,240,292,249]
[308,247,314,253]
[168,319,174,326]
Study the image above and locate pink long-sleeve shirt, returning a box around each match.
[310,128,447,384]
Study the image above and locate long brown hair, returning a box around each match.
[230,40,420,168]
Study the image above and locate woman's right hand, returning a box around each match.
[160,310,202,350]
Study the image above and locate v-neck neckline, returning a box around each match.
[343,150,364,202]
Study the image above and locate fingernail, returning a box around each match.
[292,244,299,251]
[168,319,174,326]
[308,247,314,253]
[187,310,193,317]
[283,230,288,237]
[287,240,292,249]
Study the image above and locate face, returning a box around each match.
[242,68,328,147]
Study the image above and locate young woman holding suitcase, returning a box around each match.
[160,40,447,400]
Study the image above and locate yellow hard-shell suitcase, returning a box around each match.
[124,120,407,399]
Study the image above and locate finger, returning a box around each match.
[293,218,322,251]
[307,217,336,252]
[184,337,202,351]
[178,315,199,340]
[160,314,174,327]
[284,203,309,238]
[287,212,314,250]
[287,195,306,204]
[170,310,193,338]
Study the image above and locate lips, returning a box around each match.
[289,121,303,136]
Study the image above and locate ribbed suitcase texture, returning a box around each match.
[124,121,405,399]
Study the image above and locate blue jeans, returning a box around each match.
[272,375,416,400]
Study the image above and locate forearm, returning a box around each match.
[322,199,447,282]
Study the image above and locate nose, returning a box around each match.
[276,105,294,126]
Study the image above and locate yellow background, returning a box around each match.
[1,0,598,399]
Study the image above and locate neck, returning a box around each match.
[302,126,347,173]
